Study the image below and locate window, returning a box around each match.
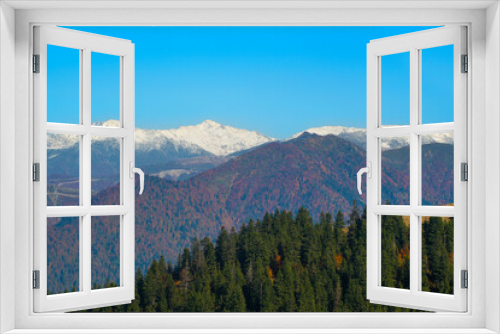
[33,24,467,315]
[5,3,494,333]
[363,26,467,312]
[33,26,142,312]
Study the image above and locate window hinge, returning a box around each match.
[33,54,40,73]
[461,54,468,73]
[461,162,468,182]
[33,163,40,182]
[33,270,40,289]
[461,270,468,289]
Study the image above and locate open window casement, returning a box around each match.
[361,26,467,312]
[33,26,143,312]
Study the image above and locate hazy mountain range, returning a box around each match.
[46,119,454,286]
[47,120,454,182]
[48,132,453,278]
[48,119,454,153]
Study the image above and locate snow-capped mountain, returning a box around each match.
[48,119,274,157]
[47,120,455,157]
[47,120,455,183]
[47,120,122,149]
[292,126,454,150]
[135,120,274,156]
[291,126,367,148]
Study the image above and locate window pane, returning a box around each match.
[381,136,410,205]
[47,217,80,294]
[47,45,80,124]
[92,216,120,289]
[421,216,454,295]
[381,52,410,127]
[47,133,80,206]
[421,133,454,206]
[381,215,410,290]
[91,137,121,205]
[421,45,454,124]
[91,52,120,127]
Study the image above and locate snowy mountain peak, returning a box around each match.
[132,120,273,156]
[48,119,454,156]
[158,120,274,156]
[292,125,363,139]
[92,119,120,127]
[48,119,274,157]
[292,125,454,150]
[199,120,222,128]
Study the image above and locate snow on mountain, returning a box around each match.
[47,120,121,150]
[135,120,274,156]
[292,126,454,150]
[292,125,363,138]
[48,120,274,157]
[47,133,80,150]
[292,126,367,148]
[47,120,454,156]
[92,120,121,127]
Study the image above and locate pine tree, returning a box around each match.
[84,205,424,314]
[297,269,315,312]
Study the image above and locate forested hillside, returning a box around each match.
[90,135,453,272]
[84,204,453,312]
[46,133,454,296]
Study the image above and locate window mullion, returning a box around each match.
[82,214,91,293]
[82,48,92,294]
[409,47,420,294]
[413,122,455,135]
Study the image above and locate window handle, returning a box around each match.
[129,162,145,195]
[357,162,371,195]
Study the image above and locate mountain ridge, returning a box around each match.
[48,120,454,156]
[47,132,453,282]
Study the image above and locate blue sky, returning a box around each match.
[48,26,453,139]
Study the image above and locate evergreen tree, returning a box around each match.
[85,206,430,314]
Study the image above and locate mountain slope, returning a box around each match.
[47,120,274,185]
[47,132,453,283]
[196,133,366,225]
[136,120,274,156]
[292,125,454,150]
[91,133,369,271]
[89,133,452,272]
[48,119,274,157]
[382,143,454,206]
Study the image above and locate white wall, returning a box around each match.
[0,2,16,333]
[5,4,494,332]
[486,2,500,333]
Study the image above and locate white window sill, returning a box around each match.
[4,330,498,334]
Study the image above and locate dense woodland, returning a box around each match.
[83,202,454,312]
[48,136,454,282]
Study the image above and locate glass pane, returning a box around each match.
[47,45,80,124]
[91,137,121,205]
[381,136,410,205]
[47,133,80,206]
[92,216,120,289]
[91,52,120,127]
[421,45,454,124]
[422,216,454,295]
[421,133,454,206]
[47,217,79,294]
[381,52,410,127]
[381,215,410,289]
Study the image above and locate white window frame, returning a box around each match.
[365,26,467,312]
[33,26,136,312]
[1,1,498,333]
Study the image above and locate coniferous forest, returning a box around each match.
[83,202,454,313]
